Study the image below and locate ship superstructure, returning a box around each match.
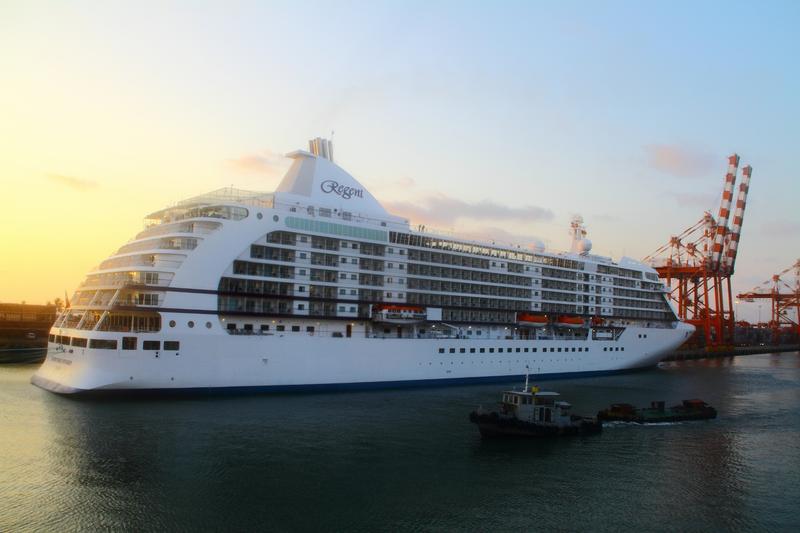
[33,139,693,394]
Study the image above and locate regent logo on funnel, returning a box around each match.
[320,180,364,199]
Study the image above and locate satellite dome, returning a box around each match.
[576,238,592,254]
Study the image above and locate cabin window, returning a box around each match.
[261,325,270,332]
[291,326,300,332]
[89,339,117,349]
[516,348,521,353]
[532,348,537,352]
[122,337,137,350]
[489,348,494,353]
[480,348,485,353]
[449,348,455,353]
[71,337,87,348]
[438,348,444,353]
[498,348,503,353]
[143,340,160,350]
[164,341,180,351]
[276,325,285,332]
[524,348,529,352]
[306,326,315,333]
[459,348,465,353]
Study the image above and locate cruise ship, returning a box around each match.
[33,138,693,394]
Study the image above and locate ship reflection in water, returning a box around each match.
[0,352,798,531]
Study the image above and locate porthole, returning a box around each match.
[206,322,212,329]
[257,213,263,219]
[169,320,176,328]
[273,215,279,222]
[188,321,195,328]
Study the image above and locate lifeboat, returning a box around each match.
[556,316,584,328]
[371,304,426,324]
[517,313,548,327]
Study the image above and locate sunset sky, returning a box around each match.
[1,1,798,321]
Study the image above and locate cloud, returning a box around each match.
[45,173,98,191]
[592,213,621,223]
[383,193,554,227]
[458,226,547,249]
[760,219,800,235]
[227,149,289,179]
[644,144,716,178]
[668,190,719,209]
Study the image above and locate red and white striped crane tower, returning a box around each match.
[644,154,754,348]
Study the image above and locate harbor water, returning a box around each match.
[1,353,799,531]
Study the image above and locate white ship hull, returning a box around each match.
[32,323,692,394]
[32,138,694,396]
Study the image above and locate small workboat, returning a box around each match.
[469,378,601,438]
[597,399,717,424]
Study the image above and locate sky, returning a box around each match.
[1,0,798,322]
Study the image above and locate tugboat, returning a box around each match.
[469,376,602,438]
[597,399,717,424]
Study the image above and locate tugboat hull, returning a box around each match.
[469,411,602,438]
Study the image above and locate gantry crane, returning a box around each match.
[737,259,800,342]
[644,155,753,348]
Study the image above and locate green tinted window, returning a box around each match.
[285,217,387,242]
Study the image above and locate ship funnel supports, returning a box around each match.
[309,137,334,162]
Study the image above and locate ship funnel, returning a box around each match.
[309,137,334,162]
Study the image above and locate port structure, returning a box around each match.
[644,155,753,349]
[737,259,800,342]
